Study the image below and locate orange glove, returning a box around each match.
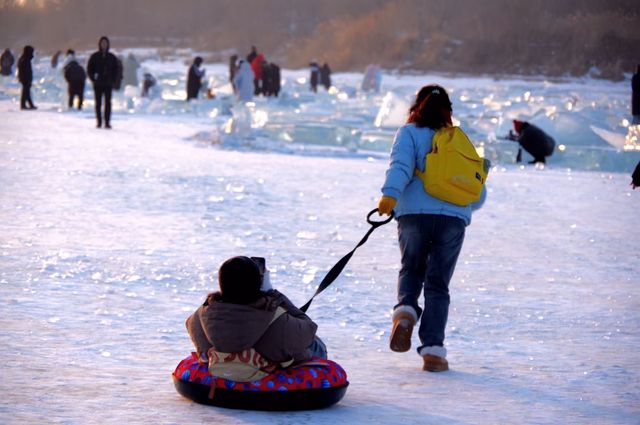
[377,196,397,216]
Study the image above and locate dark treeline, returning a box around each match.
[1,0,638,79]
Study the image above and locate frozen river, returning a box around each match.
[1,58,639,424]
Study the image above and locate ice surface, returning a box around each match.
[3,48,639,171]
[0,50,639,424]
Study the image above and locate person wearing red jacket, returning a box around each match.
[251,53,265,96]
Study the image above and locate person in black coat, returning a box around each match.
[1,48,14,76]
[63,49,86,110]
[260,60,272,96]
[508,120,556,164]
[320,63,332,91]
[17,45,36,110]
[309,61,319,93]
[632,65,640,124]
[87,36,119,128]
[270,63,281,97]
[229,54,238,93]
[186,56,205,101]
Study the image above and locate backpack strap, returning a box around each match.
[414,126,446,177]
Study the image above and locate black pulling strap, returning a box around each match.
[300,208,394,313]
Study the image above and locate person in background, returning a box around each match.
[61,48,75,68]
[186,256,326,381]
[246,46,257,65]
[374,65,383,93]
[250,52,265,96]
[1,48,15,76]
[17,45,36,110]
[270,62,281,97]
[63,49,86,110]
[234,59,254,102]
[320,62,332,91]
[229,54,238,93]
[87,36,119,128]
[309,61,319,93]
[50,50,62,68]
[631,160,640,189]
[141,72,157,97]
[186,56,205,101]
[360,64,383,93]
[507,119,556,164]
[260,60,272,96]
[632,65,640,125]
[377,84,486,372]
[122,52,140,88]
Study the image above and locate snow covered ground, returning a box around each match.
[0,52,639,424]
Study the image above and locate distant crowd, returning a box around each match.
[2,38,639,183]
[0,37,400,132]
[1,37,155,128]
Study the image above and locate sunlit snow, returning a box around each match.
[0,48,638,424]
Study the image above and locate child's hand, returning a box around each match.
[378,196,397,215]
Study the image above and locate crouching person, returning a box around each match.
[186,256,326,386]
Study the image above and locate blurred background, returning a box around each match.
[1,0,639,79]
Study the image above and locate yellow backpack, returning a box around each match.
[415,126,490,206]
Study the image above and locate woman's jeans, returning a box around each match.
[396,214,466,352]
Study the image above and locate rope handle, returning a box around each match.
[366,208,394,227]
[300,208,394,313]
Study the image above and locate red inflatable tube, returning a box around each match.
[173,353,349,411]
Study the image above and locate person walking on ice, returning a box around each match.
[63,49,86,110]
[377,84,487,372]
[17,45,37,110]
[87,36,119,128]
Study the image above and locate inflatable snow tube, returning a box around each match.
[173,353,349,411]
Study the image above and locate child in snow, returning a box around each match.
[186,256,326,380]
[377,84,486,372]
